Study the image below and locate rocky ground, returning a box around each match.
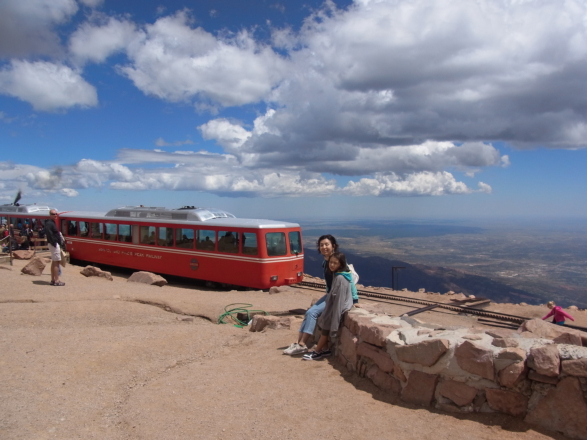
[0,255,581,440]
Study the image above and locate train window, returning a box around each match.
[66,220,77,236]
[140,226,156,245]
[218,231,239,253]
[158,227,174,247]
[242,232,258,255]
[288,231,302,254]
[79,222,89,237]
[104,223,117,241]
[175,228,194,249]
[196,230,216,251]
[266,232,287,256]
[118,224,132,243]
[91,223,103,239]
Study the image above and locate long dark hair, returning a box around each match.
[316,234,339,254]
[329,251,349,272]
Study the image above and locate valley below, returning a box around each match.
[300,218,587,309]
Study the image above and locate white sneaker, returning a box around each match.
[283,343,308,355]
[283,343,298,354]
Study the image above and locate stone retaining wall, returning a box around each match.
[337,309,587,440]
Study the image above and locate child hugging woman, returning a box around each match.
[303,251,354,361]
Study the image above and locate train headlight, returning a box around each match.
[270,275,278,281]
[297,272,302,277]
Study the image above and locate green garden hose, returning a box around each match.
[217,303,268,327]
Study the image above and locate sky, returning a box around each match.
[1,0,587,222]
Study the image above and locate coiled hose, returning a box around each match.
[217,303,268,328]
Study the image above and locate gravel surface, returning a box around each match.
[0,257,571,440]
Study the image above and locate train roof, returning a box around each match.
[60,209,300,229]
[0,204,55,215]
[105,205,236,221]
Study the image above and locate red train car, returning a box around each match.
[0,204,55,229]
[59,205,304,289]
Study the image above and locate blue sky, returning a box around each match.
[1,0,587,221]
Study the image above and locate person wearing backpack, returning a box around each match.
[283,234,360,356]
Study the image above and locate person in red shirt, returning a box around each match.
[542,301,575,326]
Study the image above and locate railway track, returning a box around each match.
[298,280,529,325]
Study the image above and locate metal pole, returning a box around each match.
[391,266,406,291]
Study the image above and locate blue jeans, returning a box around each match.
[299,294,327,335]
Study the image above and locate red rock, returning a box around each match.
[486,329,517,339]
[401,370,438,407]
[248,315,290,332]
[21,257,46,276]
[339,326,358,367]
[344,313,371,335]
[498,362,526,388]
[127,271,167,286]
[357,342,395,373]
[356,320,399,347]
[485,388,528,417]
[519,318,587,346]
[496,347,526,362]
[395,339,449,367]
[393,364,407,383]
[528,370,559,385]
[552,332,582,347]
[528,345,560,377]
[268,286,292,294]
[491,338,519,348]
[80,265,113,281]
[525,377,587,440]
[455,340,495,380]
[12,250,34,260]
[366,365,401,395]
[561,358,587,378]
[438,380,478,406]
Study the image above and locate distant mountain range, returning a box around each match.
[303,249,545,306]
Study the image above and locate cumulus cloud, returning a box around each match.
[343,172,478,197]
[69,17,136,65]
[60,188,79,197]
[0,0,78,57]
[118,11,288,107]
[257,0,587,149]
[0,61,98,111]
[8,0,587,200]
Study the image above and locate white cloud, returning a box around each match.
[199,118,252,151]
[343,172,474,196]
[69,17,136,65]
[0,61,98,111]
[154,137,194,147]
[119,11,288,107]
[60,188,79,197]
[0,0,78,57]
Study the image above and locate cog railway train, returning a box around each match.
[1,203,304,289]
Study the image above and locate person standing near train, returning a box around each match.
[46,210,65,286]
[283,234,360,356]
